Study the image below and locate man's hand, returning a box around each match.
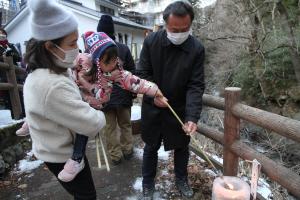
[182,121,197,135]
[153,89,168,107]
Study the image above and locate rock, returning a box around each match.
[0,157,5,174]
[2,147,16,167]
[13,144,23,159]
[288,86,300,102]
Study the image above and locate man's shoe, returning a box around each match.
[111,158,122,166]
[175,178,194,198]
[142,186,154,200]
[123,150,134,160]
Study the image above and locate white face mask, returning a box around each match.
[166,30,190,45]
[51,44,79,68]
[0,34,7,41]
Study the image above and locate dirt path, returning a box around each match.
[0,135,215,200]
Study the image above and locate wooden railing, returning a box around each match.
[193,87,300,199]
[0,56,25,119]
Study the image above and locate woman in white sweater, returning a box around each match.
[23,0,106,199]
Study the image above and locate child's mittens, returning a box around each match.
[93,87,112,103]
[103,69,122,82]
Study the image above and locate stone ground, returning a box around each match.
[0,135,215,200]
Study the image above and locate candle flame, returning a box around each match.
[224,182,235,190]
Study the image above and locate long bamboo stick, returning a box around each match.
[165,101,218,171]
[99,135,110,172]
[96,133,102,168]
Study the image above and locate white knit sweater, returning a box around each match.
[23,68,106,163]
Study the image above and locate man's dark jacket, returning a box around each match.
[137,30,205,150]
[102,41,135,111]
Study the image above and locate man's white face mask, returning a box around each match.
[166,29,191,45]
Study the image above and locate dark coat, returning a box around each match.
[102,41,135,111]
[0,43,21,65]
[137,30,205,150]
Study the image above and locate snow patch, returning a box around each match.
[15,150,44,174]
[158,146,170,161]
[211,154,223,164]
[191,152,206,163]
[0,110,24,128]
[17,159,43,173]
[131,105,141,121]
[257,178,272,199]
[204,169,217,176]
[134,147,144,160]
[133,177,143,192]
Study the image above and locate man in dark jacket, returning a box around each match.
[137,1,205,199]
[97,15,135,165]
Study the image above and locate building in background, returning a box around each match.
[121,0,174,27]
[4,0,151,60]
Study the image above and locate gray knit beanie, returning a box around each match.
[28,0,78,41]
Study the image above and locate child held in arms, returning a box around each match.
[56,31,167,182]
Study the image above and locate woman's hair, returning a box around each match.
[163,1,194,22]
[85,46,118,77]
[25,37,67,74]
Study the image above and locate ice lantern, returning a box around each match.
[212,176,250,200]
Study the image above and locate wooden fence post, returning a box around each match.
[223,87,241,176]
[4,56,22,119]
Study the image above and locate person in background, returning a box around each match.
[97,15,136,165]
[0,28,22,112]
[24,0,106,199]
[137,1,205,199]
[0,28,21,65]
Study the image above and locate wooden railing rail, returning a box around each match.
[195,87,300,198]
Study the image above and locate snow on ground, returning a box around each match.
[0,109,23,128]
[131,105,141,121]
[133,177,143,192]
[242,176,273,199]
[204,169,217,177]
[190,152,206,163]
[14,151,44,174]
[257,178,273,199]
[206,153,223,164]
[134,145,170,161]
[158,146,170,161]
[133,147,143,160]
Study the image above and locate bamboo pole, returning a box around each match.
[95,133,102,168]
[165,101,218,171]
[99,135,110,172]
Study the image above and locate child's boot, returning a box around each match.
[58,158,85,182]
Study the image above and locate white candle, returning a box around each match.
[212,176,250,200]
